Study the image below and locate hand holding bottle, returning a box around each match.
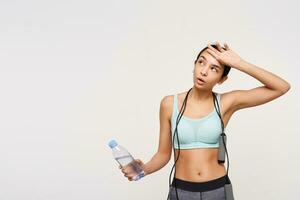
[108,139,146,181]
[119,159,147,181]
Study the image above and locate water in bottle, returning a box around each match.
[108,139,145,181]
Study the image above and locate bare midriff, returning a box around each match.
[174,148,227,182]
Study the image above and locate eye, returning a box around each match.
[211,67,218,72]
[198,60,204,65]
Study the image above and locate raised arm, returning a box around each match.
[225,59,290,111]
[207,42,291,112]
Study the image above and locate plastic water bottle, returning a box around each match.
[108,139,145,181]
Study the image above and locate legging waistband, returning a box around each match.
[171,174,231,192]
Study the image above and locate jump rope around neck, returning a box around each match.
[167,87,234,200]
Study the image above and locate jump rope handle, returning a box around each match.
[214,92,226,164]
[218,133,226,163]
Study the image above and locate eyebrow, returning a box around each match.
[199,55,222,69]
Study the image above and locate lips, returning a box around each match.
[197,77,206,83]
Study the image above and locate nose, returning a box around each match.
[200,67,208,76]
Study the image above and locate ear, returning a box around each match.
[218,76,228,85]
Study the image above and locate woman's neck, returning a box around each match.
[189,86,213,102]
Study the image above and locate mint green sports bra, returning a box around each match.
[171,92,224,149]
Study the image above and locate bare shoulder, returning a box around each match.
[160,94,174,121]
[217,91,236,115]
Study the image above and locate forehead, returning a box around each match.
[199,51,224,68]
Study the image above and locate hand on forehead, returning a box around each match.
[200,50,224,69]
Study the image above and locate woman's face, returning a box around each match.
[193,50,227,89]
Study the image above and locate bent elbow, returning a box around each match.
[159,151,172,163]
[281,83,291,94]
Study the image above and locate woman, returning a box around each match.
[119,42,291,200]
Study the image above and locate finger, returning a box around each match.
[224,43,230,50]
[122,168,130,174]
[207,44,220,55]
[136,159,143,164]
[206,48,218,59]
[216,42,225,52]
[125,173,133,181]
[122,167,129,173]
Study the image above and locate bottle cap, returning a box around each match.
[108,139,118,149]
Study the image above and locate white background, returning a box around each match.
[0,0,299,199]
